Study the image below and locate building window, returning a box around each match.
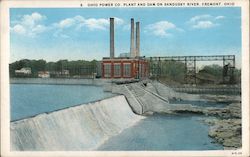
[123,63,131,77]
[104,63,111,78]
[114,63,121,77]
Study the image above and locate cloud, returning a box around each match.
[32,25,47,34]
[53,16,125,38]
[11,12,48,37]
[53,16,82,30]
[11,13,125,38]
[192,21,218,29]
[215,16,225,20]
[84,18,109,30]
[145,21,183,37]
[114,17,124,25]
[52,16,124,37]
[58,18,76,28]
[189,14,212,23]
[188,14,225,29]
[52,16,109,37]
[54,16,124,31]
[21,12,46,27]
[12,24,26,35]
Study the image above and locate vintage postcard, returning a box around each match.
[0,0,249,156]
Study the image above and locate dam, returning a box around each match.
[10,79,238,151]
[10,92,222,151]
[11,95,145,150]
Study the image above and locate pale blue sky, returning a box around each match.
[10,8,241,67]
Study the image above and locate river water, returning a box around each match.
[10,84,115,121]
[98,113,223,150]
[10,83,223,150]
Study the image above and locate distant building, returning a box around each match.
[62,70,69,75]
[15,67,32,75]
[102,18,148,79]
[38,71,50,78]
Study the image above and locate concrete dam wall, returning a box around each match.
[11,95,145,151]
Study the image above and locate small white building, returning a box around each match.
[15,67,32,75]
[62,70,69,75]
[38,71,50,78]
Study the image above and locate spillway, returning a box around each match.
[11,95,145,151]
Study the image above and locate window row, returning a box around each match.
[103,63,131,78]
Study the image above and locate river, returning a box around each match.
[10,84,115,121]
[98,113,223,150]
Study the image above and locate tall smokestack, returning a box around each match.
[136,21,140,57]
[110,18,115,58]
[130,18,135,58]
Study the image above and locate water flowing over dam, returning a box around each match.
[11,95,145,151]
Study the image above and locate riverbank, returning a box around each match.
[203,103,241,149]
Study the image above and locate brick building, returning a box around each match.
[102,18,149,79]
[102,57,148,79]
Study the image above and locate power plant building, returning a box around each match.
[102,18,148,79]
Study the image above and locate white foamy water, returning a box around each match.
[11,95,145,151]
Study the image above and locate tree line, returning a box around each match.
[10,59,241,84]
[9,59,99,78]
[149,60,241,85]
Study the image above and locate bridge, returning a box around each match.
[148,55,236,84]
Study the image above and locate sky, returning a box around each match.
[10,7,241,68]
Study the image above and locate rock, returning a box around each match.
[223,136,242,148]
[200,94,241,103]
[207,118,241,149]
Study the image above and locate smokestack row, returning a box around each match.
[130,18,140,58]
[109,17,140,58]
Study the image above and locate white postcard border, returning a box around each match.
[1,0,249,156]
